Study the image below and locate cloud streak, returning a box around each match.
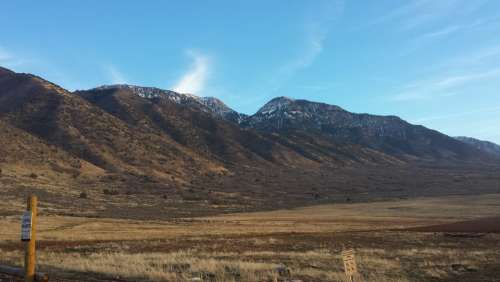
[105,65,127,84]
[401,0,462,30]
[393,68,500,101]
[410,18,494,48]
[363,0,487,31]
[173,51,210,95]
[0,46,26,68]
[445,44,500,68]
[393,41,500,102]
[413,106,500,123]
[265,0,344,95]
[279,24,327,77]
[418,25,462,39]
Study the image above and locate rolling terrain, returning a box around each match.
[0,66,499,218]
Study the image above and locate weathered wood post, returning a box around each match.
[0,195,47,281]
[23,195,37,282]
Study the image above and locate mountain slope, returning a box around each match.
[455,136,500,157]
[75,85,318,166]
[243,97,490,162]
[0,69,225,182]
[1,66,499,219]
[0,118,102,176]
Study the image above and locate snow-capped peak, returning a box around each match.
[94,84,182,99]
[257,96,295,115]
[91,84,246,123]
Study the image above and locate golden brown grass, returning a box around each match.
[0,248,382,281]
[1,194,500,281]
[3,244,496,282]
[2,193,500,242]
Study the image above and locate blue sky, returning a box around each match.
[1,0,500,143]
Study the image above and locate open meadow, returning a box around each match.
[1,193,500,281]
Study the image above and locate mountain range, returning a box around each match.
[1,66,499,218]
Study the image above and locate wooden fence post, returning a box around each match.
[24,195,37,282]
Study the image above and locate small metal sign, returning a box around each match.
[21,211,32,241]
[342,248,358,280]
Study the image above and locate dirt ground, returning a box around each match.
[407,216,500,233]
[1,194,500,281]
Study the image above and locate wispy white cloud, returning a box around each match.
[105,65,127,84]
[400,0,462,30]
[360,0,428,28]
[399,20,498,57]
[412,17,494,45]
[393,39,500,102]
[0,46,26,68]
[225,20,333,110]
[413,106,500,123]
[278,24,327,78]
[393,68,500,101]
[363,0,487,31]
[445,44,500,67]
[418,25,462,39]
[172,50,210,95]
[265,0,344,95]
[411,107,500,143]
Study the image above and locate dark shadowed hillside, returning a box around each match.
[455,136,500,157]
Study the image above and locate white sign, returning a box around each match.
[21,211,32,241]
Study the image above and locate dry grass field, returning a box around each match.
[1,194,500,281]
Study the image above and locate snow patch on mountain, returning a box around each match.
[93,84,246,123]
[198,97,247,123]
[257,96,296,115]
